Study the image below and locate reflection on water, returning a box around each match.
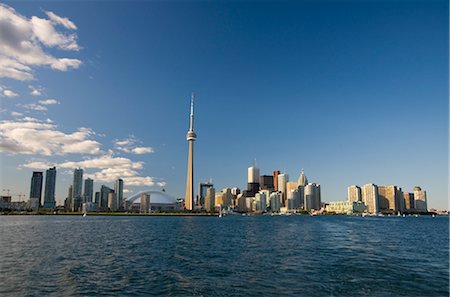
[0,215,448,296]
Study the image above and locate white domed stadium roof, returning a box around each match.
[126,190,177,204]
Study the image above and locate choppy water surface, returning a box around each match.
[0,215,448,296]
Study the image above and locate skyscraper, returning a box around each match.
[277,173,288,206]
[30,171,43,201]
[347,185,362,202]
[247,165,260,196]
[184,94,197,211]
[273,170,280,191]
[72,168,83,211]
[84,178,94,203]
[43,167,56,209]
[361,183,379,213]
[114,178,124,210]
[413,186,427,211]
[199,181,214,207]
[205,187,216,212]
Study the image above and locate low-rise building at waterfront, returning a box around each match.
[325,201,365,214]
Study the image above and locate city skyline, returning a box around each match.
[0,1,447,210]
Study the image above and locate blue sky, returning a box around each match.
[0,0,448,209]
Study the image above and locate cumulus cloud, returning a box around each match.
[22,155,165,187]
[0,4,81,81]
[38,98,59,105]
[114,136,154,155]
[29,85,45,96]
[2,89,18,97]
[131,147,154,154]
[0,117,102,155]
[11,111,23,117]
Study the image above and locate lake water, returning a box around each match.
[0,215,448,296]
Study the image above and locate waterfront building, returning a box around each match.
[114,178,124,210]
[99,185,113,210]
[377,185,404,213]
[126,190,178,212]
[259,189,271,208]
[108,192,118,211]
[247,166,260,196]
[43,167,56,209]
[245,197,254,212]
[273,170,280,191]
[94,191,100,205]
[84,178,94,203]
[304,183,321,211]
[215,193,223,207]
[286,189,300,210]
[254,191,267,212]
[199,181,214,207]
[260,175,274,191]
[377,185,396,213]
[395,186,405,212]
[65,185,73,211]
[140,193,150,213]
[269,192,281,211]
[30,171,43,204]
[184,94,197,211]
[413,186,427,211]
[221,188,233,208]
[347,185,362,202]
[361,183,379,213]
[404,192,415,210]
[204,187,215,212]
[325,201,366,214]
[277,173,288,206]
[236,194,246,212]
[72,168,83,211]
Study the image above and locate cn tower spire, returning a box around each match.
[189,93,194,131]
[185,93,197,210]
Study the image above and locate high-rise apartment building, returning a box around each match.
[30,171,43,201]
[99,185,113,210]
[114,178,123,210]
[140,193,150,213]
[347,185,362,202]
[205,187,216,212]
[84,178,94,203]
[72,168,83,211]
[108,192,117,211]
[403,192,415,210]
[199,181,214,207]
[43,167,56,209]
[361,183,379,213]
[413,186,427,211]
[277,173,288,206]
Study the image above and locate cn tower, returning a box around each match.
[184,93,196,210]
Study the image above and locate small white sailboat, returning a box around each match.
[82,212,87,217]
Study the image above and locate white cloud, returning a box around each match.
[22,155,163,187]
[131,147,154,154]
[45,11,77,30]
[2,89,18,97]
[38,98,59,105]
[0,117,102,156]
[29,85,45,96]
[0,4,81,81]
[21,103,47,111]
[114,137,154,155]
[11,111,23,117]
